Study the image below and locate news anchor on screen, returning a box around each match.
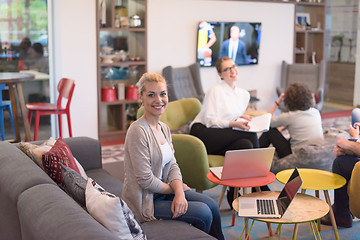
[219,25,248,65]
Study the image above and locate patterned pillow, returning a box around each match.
[42,138,80,187]
[19,137,56,169]
[19,138,88,179]
[85,178,146,240]
[61,163,87,208]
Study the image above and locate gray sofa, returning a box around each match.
[0,136,215,240]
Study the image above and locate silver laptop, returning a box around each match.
[210,147,275,180]
[237,167,303,218]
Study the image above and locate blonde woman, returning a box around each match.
[122,73,224,239]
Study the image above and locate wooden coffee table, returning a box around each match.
[233,191,329,240]
[276,168,346,240]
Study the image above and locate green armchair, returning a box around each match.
[136,97,223,192]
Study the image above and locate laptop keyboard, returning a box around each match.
[257,199,275,215]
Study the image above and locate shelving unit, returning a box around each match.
[96,0,147,142]
[249,0,327,63]
[294,0,326,63]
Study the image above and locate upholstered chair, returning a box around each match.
[162,63,205,102]
[277,60,326,111]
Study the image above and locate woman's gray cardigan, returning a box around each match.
[121,116,183,222]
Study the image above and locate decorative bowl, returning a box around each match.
[101,55,116,64]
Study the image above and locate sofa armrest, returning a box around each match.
[64,137,102,171]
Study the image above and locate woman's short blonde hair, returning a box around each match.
[138,72,167,96]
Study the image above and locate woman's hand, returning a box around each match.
[349,123,360,139]
[182,183,191,191]
[171,191,188,219]
[277,93,285,104]
[231,120,250,130]
[240,114,253,121]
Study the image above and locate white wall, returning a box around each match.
[50,0,294,139]
[51,0,98,139]
[147,0,294,110]
[354,3,360,107]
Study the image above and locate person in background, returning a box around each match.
[219,25,248,65]
[25,42,49,73]
[321,122,360,228]
[19,37,32,60]
[352,108,360,129]
[190,56,260,208]
[122,73,224,240]
[259,83,323,158]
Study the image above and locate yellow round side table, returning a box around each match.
[276,168,346,240]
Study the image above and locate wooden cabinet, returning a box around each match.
[325,62,355,105]
[96,0,147,142]
[294,0,326,63]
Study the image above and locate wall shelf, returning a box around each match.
[293,0,326,63]
[96,0,147,142]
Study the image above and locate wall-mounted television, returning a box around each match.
[197,21,262,67]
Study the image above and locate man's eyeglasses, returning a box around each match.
[222,65,237,73]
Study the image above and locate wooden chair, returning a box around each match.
[26,78,75,141]
[0,84,16,141]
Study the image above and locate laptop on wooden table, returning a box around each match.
[237,167,303,218]
[209,147,275,180]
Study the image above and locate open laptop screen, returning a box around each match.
[277,168,302,214]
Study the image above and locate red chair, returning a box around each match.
[26,78,75,141]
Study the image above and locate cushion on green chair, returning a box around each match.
[136,98,201,131]
[208,155,225,168]
[172,134,217,191]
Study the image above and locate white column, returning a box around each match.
[354,3,360,107]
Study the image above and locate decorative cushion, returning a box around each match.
[75,159,88,179]
[19,138,88,179]
[42,138,80,187]
[61,163,87,207]
[19,137,56,169]
[85,178,146,240]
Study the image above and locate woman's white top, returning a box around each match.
[191,81,250,128]
[159,141,173,179]
[270,107,324,147]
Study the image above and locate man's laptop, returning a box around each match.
[237,167,303,218]
[209,147,275,180]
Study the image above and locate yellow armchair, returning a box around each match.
[137,97,223,192]
[348,161,360,218]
